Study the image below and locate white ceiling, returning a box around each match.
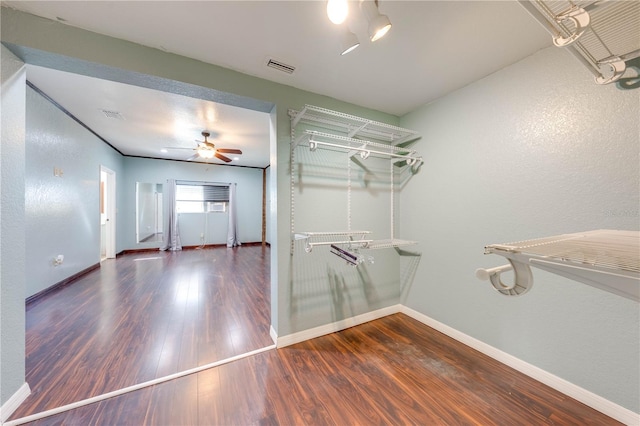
[27,65,272,168]
[4,1,552,167]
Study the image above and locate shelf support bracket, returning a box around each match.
[348,122,370,138]
[552,6,591,47]
[291,105,308,128]
[292,133,311,150]
[476,260,534,296]
[595,58,627,84]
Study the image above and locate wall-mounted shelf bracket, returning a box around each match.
[552,6,590,47]
[475,261,534,296]
[595,53,635,84]
[519,0,640,85]
[478,230,639,301]
[292,133,311,150]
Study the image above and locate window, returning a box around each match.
[176,183,229,213]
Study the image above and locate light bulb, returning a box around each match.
[369,14,391,41]
[198,148,215,159]
[327,0,348,24]
[359,0,392,42]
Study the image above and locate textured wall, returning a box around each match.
[400,46,640,412]
[25,86,124,298]
[0,45,27,405]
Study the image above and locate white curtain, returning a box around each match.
[160,179,182,251]
[227,183,241,248]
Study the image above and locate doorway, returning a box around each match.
[100,165,116,260]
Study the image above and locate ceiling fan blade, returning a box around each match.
[217,148,242,154]
[214,152,232,163]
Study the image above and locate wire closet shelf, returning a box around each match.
[289,105,422,261]
[477,230,639,301]
[519,0,640,84]
[291,104,420,145]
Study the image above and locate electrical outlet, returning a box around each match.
[200,233,205,239]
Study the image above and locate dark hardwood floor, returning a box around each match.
[11,245,272,420]
[14,313,619,425]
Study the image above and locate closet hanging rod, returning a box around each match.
[362,239,419,250]
[294,230,371,239]
[309,139,422,165]
[303,239,373,252]
[306,239,373,247]
[305,130,417,153]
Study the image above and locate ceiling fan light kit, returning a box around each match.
[167,130,243,163]
[326,0,391,55]
[197,147,216,159]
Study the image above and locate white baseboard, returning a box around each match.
[400,306,640,426]
[0,382,30,423]
[277,304,402,348]
[269,325,278,345]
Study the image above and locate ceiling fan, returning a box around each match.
[170,131,243,163]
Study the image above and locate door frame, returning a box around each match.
[100,165,116,259]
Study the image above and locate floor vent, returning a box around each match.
[266,58,295,74]
[100,109,125,120]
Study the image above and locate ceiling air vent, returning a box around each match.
[266,58,295,74]
[100,109,125,120]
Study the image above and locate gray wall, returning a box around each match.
[121,156,264,249]
[399,46,640,413]
[0,45,27,407]
[25,85,125,298]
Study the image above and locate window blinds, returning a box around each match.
[176,183,229,203]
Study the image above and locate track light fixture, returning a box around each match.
[340,30,360,55]
[359,0,392,42]
[326,0,391,55]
